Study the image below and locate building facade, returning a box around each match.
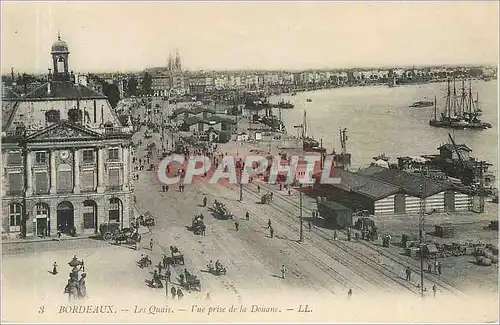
[1,35,133,239]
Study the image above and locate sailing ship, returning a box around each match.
[293,109,325,152]
[429,79,492,130]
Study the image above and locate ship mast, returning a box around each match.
[302,109,307,139]
[468,79,473,115]
[452,78,458,116]
[459,79,467,116]
[446,79,451,118]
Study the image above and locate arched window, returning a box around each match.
[57,57,65,73]
[108,198,122,223]
[35,203,49,217]
[9,203,22,231]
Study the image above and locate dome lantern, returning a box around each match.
[51,32,70,81]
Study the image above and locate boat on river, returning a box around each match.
[429,79,492,130]
[409,100,434,108]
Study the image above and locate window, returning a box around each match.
[57,164,73,193]
[9,203,22,229]
[83,201,96,229]
[108,169,120,187]
[8,172,23,195]
[34,172,48,194]
[81,170,95,192]
[35,152,47,164]
[7,151,22,165]
[36,203,48,216]
[108,198,121,223]
[82,150,94,164]
[108,148,119,161]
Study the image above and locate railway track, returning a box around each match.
[246,181,466,297]
[204,184,365,294]
[236,184,421,295]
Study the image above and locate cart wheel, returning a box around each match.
[103,232,112,241]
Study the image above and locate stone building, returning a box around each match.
[1,34,133,239]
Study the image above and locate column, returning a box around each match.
[73,149,80,194]
[50,150,57,194]
[122,146,129,190]
[26,151,33,196]
[97,146,105,193]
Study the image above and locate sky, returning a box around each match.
[1,1,498,74]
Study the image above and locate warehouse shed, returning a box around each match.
[317,200,353,229]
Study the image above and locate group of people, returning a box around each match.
[62,255,87,301]
[427,259,442,275]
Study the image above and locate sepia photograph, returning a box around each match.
[1,1,498,323]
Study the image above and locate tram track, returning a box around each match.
[247,181,466,297]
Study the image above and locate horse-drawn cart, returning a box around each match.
[170,246,185,265]
[191,215,205,235]
[184,273,201,291]
[261,192,273,204]
[213,201,233,220]
[143,211,156,227]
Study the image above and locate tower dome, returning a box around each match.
[51,33,69,54]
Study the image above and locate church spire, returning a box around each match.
[57,30,61,40]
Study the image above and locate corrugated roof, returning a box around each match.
[358,166,452,198]
[22,81,107,100]
[315,168,401,200]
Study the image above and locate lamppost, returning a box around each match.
[418,169,427,299]
[299,190,303,242]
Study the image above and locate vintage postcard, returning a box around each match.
[1,1,498,323]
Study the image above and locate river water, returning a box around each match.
[270,80,498,177]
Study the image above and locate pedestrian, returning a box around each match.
[279,184,282,191]
[57,228,62,241]
[158,262,163,274]
[333,230,338,240]
[150,239,154,251]
[347,231,351,241]
[427,260,432,273]
[288,189,291,196]
[171,286,177,299]
[245,212,250,221]
[405,267,412,281]
[163,254,168,269]
[281,264,286,279]
[235,221,239,231]
[162,185,165,192]
[202,224,206,236]
[432,284,437,298]
[347,289,352,298]
[434,259,438,273]
[267,219,272,229]
[308,221,312,232]
[203,196,207,207]
[52,262,58,275]
[257,185,261,193]
[437,261,442,275]
[177,288,184,300]
[270,226,274,238]
[78,273,87,299]
[206,292,211,300]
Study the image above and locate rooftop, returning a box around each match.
[21,81,107,100]
[357,166,452,198]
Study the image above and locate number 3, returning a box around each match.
[38,306,45,314]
